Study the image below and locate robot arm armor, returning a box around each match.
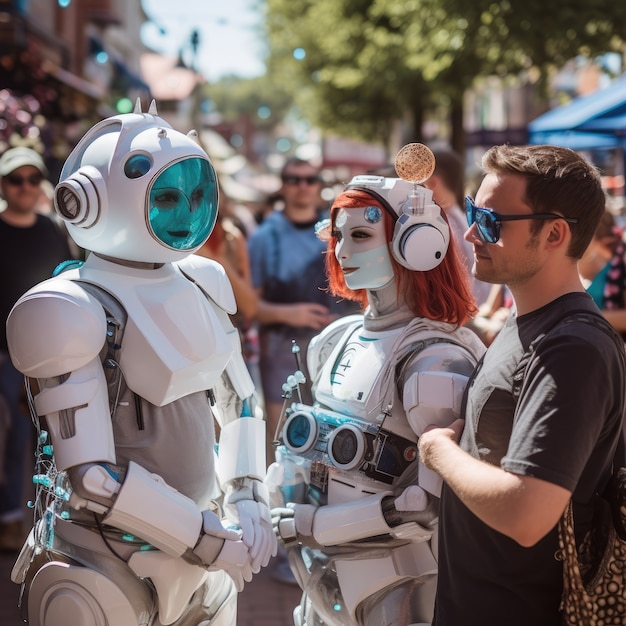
[401,343,475,496]
[180,254,255,413]
[102,461,203,556]
[276,492,435,547]
[401,342,475,437]
[402,369,469,436]
[70,462,252,585]
[34,358,116,471]
[7,278,108,379]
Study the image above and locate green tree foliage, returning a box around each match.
[205,75,293,132]
[265,0,626,154]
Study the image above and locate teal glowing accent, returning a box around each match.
[42,445,53,456]
[54,487,70,501]
[122,534,136,542]
[357,334,378,342]
[101,463,122,482]
[38,431,48,444]
[52,259,84,276]
[333,603,342,611]
[240,398,253,417]
[61,511,70,519]
[27,500,35,508]
[140,544,153,551]
[43,509,55,548]
[148,158,218,250]
[33,474,51,487]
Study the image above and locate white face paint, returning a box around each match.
[334,206,394,290]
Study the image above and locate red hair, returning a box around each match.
[325,189,477,326]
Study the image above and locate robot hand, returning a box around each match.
[271,504,318,545]
[193,510,253,592]
[223,477,277,571]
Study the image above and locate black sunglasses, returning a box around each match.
[282,175,320,186]
[465,196,578,244]
[5,172,44,187]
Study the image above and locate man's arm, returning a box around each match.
[418,419,571,547]
[254,287,333,330]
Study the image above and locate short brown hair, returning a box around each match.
[481,144,605,258]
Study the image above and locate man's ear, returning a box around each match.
[545,219,569,247]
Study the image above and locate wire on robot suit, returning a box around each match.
[6,100,276,626]
[265,163,486,626]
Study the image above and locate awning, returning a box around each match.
[41,60,106,100]
[528,74,626,150]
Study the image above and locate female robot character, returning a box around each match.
[6,101,276,626]
[267,145,486,626]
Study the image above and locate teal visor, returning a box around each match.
[149,158,218,250]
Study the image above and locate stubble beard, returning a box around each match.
[475,236,541,287]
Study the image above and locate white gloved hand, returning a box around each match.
[208,538,253,592]
[224,478,277,571]
[271,503,317,543]
[193,510,253,592]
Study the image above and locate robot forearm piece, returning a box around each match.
[217,417,266,485]
[312,492,394,546]
[103,461,203,556]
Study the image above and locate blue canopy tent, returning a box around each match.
[528,74,626,150]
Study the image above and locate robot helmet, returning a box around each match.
[346,144,450,272]
[54,99,219,263]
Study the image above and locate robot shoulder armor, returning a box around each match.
[176,255,236,315]
[7,278,108,378]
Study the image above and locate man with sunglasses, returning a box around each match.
[418,144,626,625]
[248,157,359,583]
[0,147,73,552]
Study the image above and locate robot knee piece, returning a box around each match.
[28,561,145,626]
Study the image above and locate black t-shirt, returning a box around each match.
[0,214,73,349]
[435,292,626,626]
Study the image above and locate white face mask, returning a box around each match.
[334,206,394,290]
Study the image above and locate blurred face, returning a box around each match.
[333,205,393,290]
[281,163,321,211]
[0,165,43,214]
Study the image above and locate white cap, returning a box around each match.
[0,147,48,177]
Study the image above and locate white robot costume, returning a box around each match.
[266,165,486,626]
[6,101,276,626]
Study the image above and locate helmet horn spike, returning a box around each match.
[148,100,158,116]
[133,98,142,114]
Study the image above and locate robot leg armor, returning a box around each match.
[27,561,150,626]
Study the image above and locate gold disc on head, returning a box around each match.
[394,143,436,184]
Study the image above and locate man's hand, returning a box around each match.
[418,418,464,471]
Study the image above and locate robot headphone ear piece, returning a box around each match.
[390,210,450,272]
[54,165,106,229]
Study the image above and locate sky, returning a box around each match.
[140,0,267,82]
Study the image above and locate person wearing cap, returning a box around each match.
[0,146,74,552]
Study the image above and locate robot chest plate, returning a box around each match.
[316,326,400,419]
[95,273,233,407]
